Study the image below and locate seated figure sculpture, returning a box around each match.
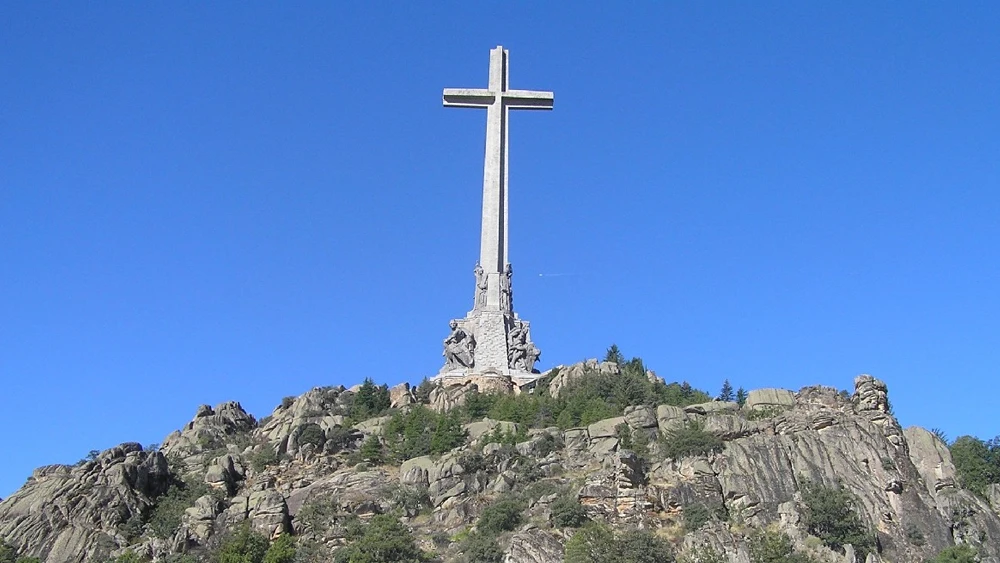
[443,320,475,370]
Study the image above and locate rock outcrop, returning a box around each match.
[2,365,999,563]
[0,444,170,563]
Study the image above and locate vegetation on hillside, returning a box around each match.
[927,545,979,563]
[799,481,874,559]
[950,435,1000,498]
[149,475,220,539]
[660,423,724,460]
[347,378,392,422]
[462,346,712,431]
[0,539,39,563]
[746,529,818,563]
[332,514,429,563]
[564,523,675,563]
[379,406,466,464]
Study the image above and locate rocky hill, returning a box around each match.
[1,360,998,563]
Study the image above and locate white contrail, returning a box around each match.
[538,273,576,277]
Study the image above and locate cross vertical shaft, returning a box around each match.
[481,46,507,275]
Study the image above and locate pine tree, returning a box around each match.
[736,387,748,407]
[359,436,384,465]
[604,344,625,366]
[718,380,735,402]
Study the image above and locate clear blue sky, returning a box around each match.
[2,3,998,498]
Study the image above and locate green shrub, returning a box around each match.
[430,411,466,453]
[358,436,385,465]
[555,396,618,429]
[149,477,215,538]
[523,480,563,502]
[461,533,504,563]
[295,496,339,536]
[281,396,296,409]
[682,503,712,532]
[383,406,466,462]
[297,423,326,449]
[414,377,435,404]
[325,426,356,452]
[904,522,925,546]
[386,485,432,516]
[747,529,817,563]
[660,423,723,460]
[950,435,1000,498]
[0,541,41,563]
[101,552,141,563]
[0,540,16,563]
[551,495,588,528]
[483,425,528,447]
[337,514,426,563]
[349,379,391,421]
[216,521,270,563]
[464,389,499,420]
[510,455,545,483]
[477,498,525,536]
[249,447,280,472]
[800,481,874,558]
[454,352,710,431]
[121,512,144,541]
[744,406,786,421]
[927,545,978,563]
[262,534,296,563]
[458,451,488,474]
[533,432,564,456]
[657,382,712,408]
[490,394,557,427]
[678,545,725,563]
[613,530,676,563]
[565,523,675,563]
[616,423,633,450]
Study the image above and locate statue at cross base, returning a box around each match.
[435,46,551,381]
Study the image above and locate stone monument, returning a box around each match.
[436,46,551,384]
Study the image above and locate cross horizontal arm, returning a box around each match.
[503,89,554,110]
[443,88,495,108]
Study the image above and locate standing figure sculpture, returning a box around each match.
[443,320,476,370]
[500,263,513,312]
[474,264,488,309]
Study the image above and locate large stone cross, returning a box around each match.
[438,46,550,378]
[443,45,553,311]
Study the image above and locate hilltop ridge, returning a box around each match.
[1,358,998,563]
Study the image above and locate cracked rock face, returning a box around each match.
[0,444,171,563]
[3,365,1000,563]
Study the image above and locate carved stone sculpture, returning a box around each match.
[500,263,513,312]
[443,320,476,370]
[507,321,540,373]
[474,264,488,309]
